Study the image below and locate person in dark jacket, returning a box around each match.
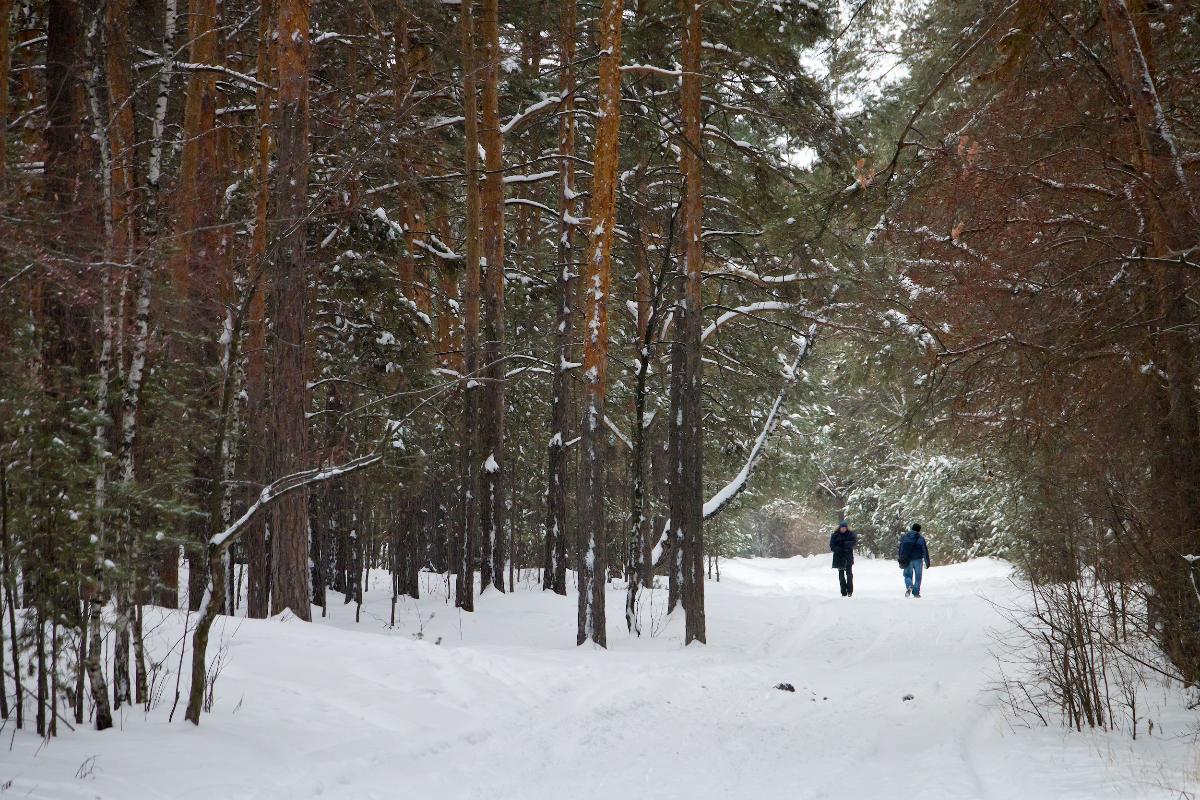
[829,521,858,597]
[897,523,931,597]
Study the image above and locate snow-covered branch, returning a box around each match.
[501,91,568,135]
[209,452,383,550]
[650,327,817,563]
[701,327,816,519]
[701,302,798,342]
[603,416,633,451]
[704,265,819,285]
[503,170,557,186]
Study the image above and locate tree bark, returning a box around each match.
[141,20,176,645]
[0,464,19,728]
[172,0,226,612]
[0,0,13,188]
[1100,0,1200,681]
[268,0,314,620]
[104,0,140,710]
[669,0,706,644]
[245,0,276,621]
[544,0,576,596]
[576,0,625,648]
[44,0,84,211]
[456,0,482,612]
[478,0,507,593]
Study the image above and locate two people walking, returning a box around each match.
[828,521,931,597]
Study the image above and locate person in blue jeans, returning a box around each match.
[898,523,931,597]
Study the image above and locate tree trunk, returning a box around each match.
[103,0,139,710]
[143,4,176,613]
[147,6,178,614]
[456,0,482,612]
[45,0,84,210]
[268,0,314,620]
[172,0,226,612]
[245,0,276,620]
[576,0,625,648]
[185,542,224,724]
[1100,0,1200,681]
[670,0,706,645]
[0,463,17,727]
[0,0,13,188]
[625,203,672,627]
[84,597,112,730]
[543,0,576,597]
[478,0,507,594]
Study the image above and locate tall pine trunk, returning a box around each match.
[669,0,706,644]
[268,0,313,620]
[0,0,12,188]
[171,0,226,612]
[0,464,21,728]
[478,0,506,593]
[456,0,482,612]
[245,0,276,620]
[576,0,625,648]
[1101,0,1200,681]
[543,0,576,596]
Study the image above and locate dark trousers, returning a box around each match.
[838,566,854,596]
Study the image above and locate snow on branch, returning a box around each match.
[424,115,465,131]
[705,265,819,285]
[505,197,557,217]
[503,170,557,185]
[650,327,817,563]
[702,228,762,239]
[621,64,682,77]
[416,237,463,261]
[701,327,815,519]
[167,61,271,91]
[209,452,382,550]
[603,415,633,451]
[501,91,568,135]
[701,302,798,342]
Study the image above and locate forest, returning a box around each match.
[0,0,1198,791]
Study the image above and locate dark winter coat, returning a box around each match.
[897,530,930,567]
[830,529,858,569]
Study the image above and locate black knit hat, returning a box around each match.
[911,523,922,532]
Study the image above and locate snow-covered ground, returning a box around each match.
[6,556,1198,799]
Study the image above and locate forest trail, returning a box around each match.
[6,557,1196,800]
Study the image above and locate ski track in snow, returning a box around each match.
[5,557,1198,800]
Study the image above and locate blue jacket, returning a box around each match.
[898,530,930,566]
[830,529,857,569]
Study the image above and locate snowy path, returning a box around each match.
[5,557,1197,799]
